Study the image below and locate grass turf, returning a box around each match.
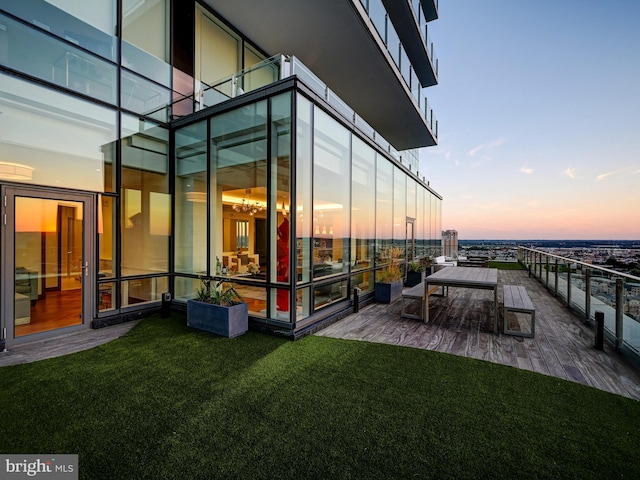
[1,314,639,479]
[488,261,526,270]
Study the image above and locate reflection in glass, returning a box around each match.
[313,109,350,279]
[121,70,171,122]
[98,195,115,279]
[121,114,170,275]
[296,95,313,284]
[122,0,170,86]
[351,138,376,272]
[175,121,207,274]
[121,276,168,307]
[314,280,348,310]
[376,158,393,264]
[0,73,117,192]
[0,13,117,105]
[1,0,117,62]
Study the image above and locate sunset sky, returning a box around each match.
[420,0,640,240]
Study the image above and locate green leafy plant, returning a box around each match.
[408,262,422,273]
[196,277,243,306]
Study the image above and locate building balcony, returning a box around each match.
[318,265,640,401]
[381,0,439,87]
[201,0,438,149]
[171,54,435,182]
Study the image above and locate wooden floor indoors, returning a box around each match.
[317,269,640,401]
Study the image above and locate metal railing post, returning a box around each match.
[585,268,591,321]
[595,310,604,350]
[554,258,559,296]
[615,277,624,351]
[567,263,572,307]
[545,255,550,287]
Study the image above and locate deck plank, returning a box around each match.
[317,269,640,401]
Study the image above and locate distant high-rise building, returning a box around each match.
[442,230,459,257]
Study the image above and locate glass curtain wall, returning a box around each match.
[376,158,394,270]
[351,137,376,294]
[269,94,292,319]
[120,114,170,306]
[312,108,351,309]
[210,101,268,316]
[175,120,208,275]
[122,0,170,87]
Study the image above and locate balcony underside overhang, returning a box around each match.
[203,0,436,149]
[383,0,437,87]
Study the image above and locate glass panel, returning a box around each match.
[1,0,117,61]
[376,156,393,264]
[352,269,373,294]
[196,6,240,86]
[174,276,200,303]
[121,114,170,276]
[121,69,171,122]
[0,73,117,191]
[268,288,290,322]
[314,279,348,310]
[295,94,313,284]
[98,195,115,279]
[296,287,311,320]
[234,284,266,319]
[407,178,417,219]
[175,121,207,274]
[121,276,168,306]
[15,196,83,337]
[368,0,387,43]
[244,44,266,70]
[270,93,292,291]
[351,137,375,272]
[313,109,350,279]
[122,0,170,86]
[0,13,118,105]
[393,167,406,260]
[211,101,267,278]
[98,281,115,312]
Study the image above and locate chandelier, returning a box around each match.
[233,199,263,216]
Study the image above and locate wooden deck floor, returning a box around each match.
[317,269,640,401]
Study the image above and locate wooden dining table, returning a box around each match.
[425,266,499,333]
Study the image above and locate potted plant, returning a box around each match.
[405,256,433,287]
[187,277,248,338]
[374,246,404,303]
[405,261,425,287]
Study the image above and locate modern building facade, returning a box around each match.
[0,0,442,346]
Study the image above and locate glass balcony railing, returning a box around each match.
[361,0,439,83]
[519,247,640,366]
[170,54,431,183]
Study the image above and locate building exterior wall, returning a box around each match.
[442,230,459,258]
[0,0,442,341]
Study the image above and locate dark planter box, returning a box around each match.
[187,300,248,338]
[405,270,425,287]
[374,280,403,304]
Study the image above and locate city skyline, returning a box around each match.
[421,0,640,240]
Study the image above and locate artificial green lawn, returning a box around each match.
[1,315,639,479]
[488,261,526,270]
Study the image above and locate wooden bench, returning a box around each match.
[503,285,535,337]
[401,282,443,322]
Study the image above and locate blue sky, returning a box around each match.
[420,0,640,240]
